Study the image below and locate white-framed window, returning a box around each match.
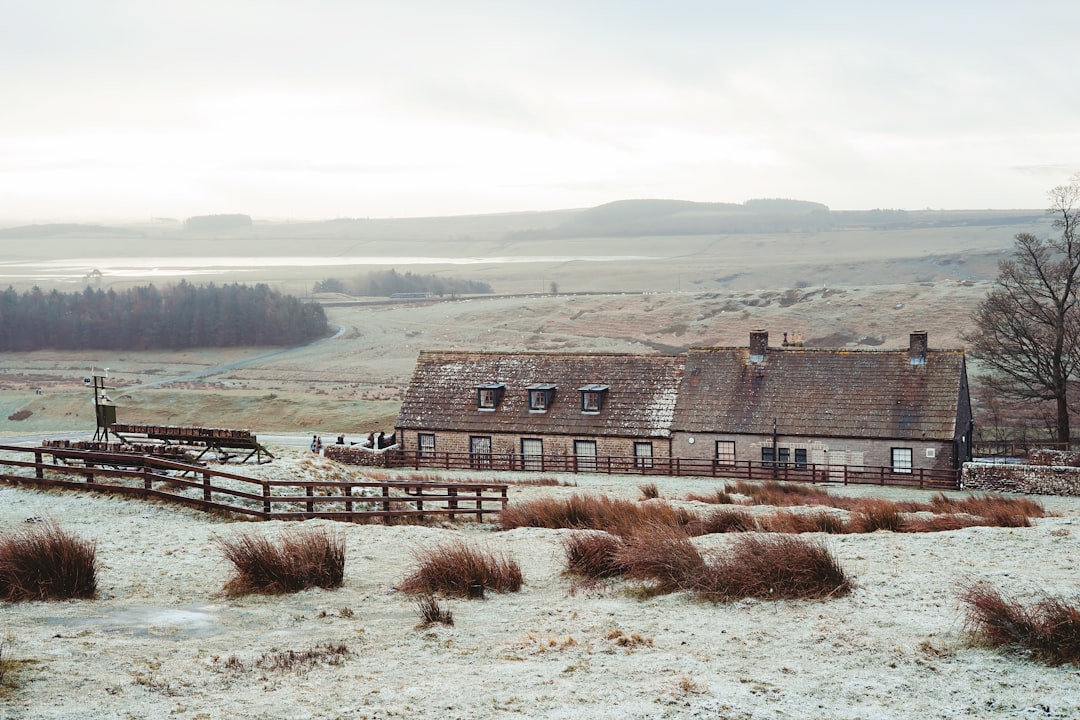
[521,438,543,471]
[470,436,492,469]
[634,441,654,469]
[574,440,598,472]
[418,433,435,458]
[716,440,736,466]
[891,447,913,474]
[794,448,807,469]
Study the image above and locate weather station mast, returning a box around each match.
[86,367,116,442]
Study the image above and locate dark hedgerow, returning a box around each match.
[218,527,345,596]
[0,522,97,602]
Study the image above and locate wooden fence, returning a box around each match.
[0,445,507,523]
[392,449,961,490]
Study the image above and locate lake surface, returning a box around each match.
[0,255,654,280]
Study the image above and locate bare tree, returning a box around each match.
[966,176,1080,443]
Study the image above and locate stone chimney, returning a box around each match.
[909,331,928,366]
[749,330,768,364]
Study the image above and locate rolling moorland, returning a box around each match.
[0,199,1055,437]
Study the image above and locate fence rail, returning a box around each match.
[0,445,507,523]
[392,449,961,490]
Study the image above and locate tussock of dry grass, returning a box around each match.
[686,489,736,505]
[415,594,454,627]
[499,494,696,536]
[398,541,522,598]
[0,522,97,601]
[697,535,853,601]
[690,508,758,534]
[562,532,628,579]
[757,510,846,534]
[218,527,345,596]
[959,580,1080,666]
[847,499,904,533]
[614,526,707,593]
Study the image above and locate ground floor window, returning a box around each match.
[634,441,654,469]
[794,448,807,469]
[418,433,435,457]
[470,435,492,469]
[521,438,543,471]
[574,440,598,472]
[891,447,913,473]
[777,447,790,466]
[716,440,736,466]
[761,446,775,466]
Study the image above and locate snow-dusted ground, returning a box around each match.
[2,448,1080,719]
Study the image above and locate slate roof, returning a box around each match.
[671,346,967,440]
[396,351,685,438]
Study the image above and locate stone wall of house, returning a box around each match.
[962,462,1080,496]
[397,430,671,464]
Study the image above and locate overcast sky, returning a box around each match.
[3,1,1079,222]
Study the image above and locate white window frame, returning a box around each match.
[891,447,913,474]
[418,433,435,458]
[716,440,736,466]
[574,439,598,472]
[634,441,654,469]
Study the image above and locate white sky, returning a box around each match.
[3,0,1079,222]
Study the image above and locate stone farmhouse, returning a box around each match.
[394,331,973,477]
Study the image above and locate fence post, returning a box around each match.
[262,481,271,515]
[475,487,483,522]
[448,486,458,521]
[202,471,210,502]
[383,484,391,514]
[345,485,353,514]
[142,466,152,491]
[35,451,44,479]
[306,484,314,514]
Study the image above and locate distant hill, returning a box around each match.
[0,223,145,239]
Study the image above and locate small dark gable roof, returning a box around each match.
[397,351,685,438]
[672,346,967,441]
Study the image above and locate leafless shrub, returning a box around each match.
[562,531,628,579]
[218,526,345,596]
[696,535,852,601]
[0,521,97,601]
[959,580,1080,666]
[415,594,454,627]
[398,541,522,598]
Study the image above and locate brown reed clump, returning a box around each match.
[929,492,1045,519]
[685,489,736,505]
[0,521,97,602]
[758,510,845,534]
[398,541,522,598]
[415,594,454,627]
[958,580,1080,666]
[218,527,345,596]
[697,535,852,601]
[499,494,696,536]
[846,498,904,533]
[690,508,758,535]
[724,480,832,507]
[900,514,988,533]
[562,532,629,579]
[639,483,660,500]
[613,526,707,594]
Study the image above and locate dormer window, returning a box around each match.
[578,384,609,414]
[476,382,505,411]
[527,384,557,412]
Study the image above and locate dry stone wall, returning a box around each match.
[963,462,1080,496]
